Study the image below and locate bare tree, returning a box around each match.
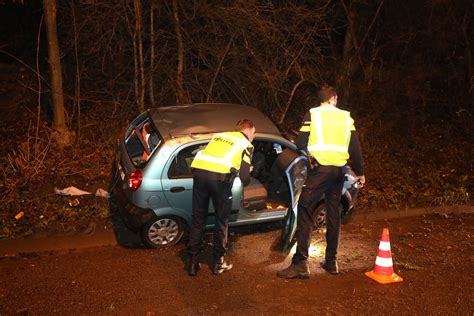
[149,2,156,108]
[134,0,146,111]
[337,0,384,101]
[173,0,187,104]
[70,1,82,135]
[43,0,72,147]
[206,37,232,103]
[52,1,471,127]
[461,9,473,98]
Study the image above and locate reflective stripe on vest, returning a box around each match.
[306,106,354,166]
[191,132,251,173]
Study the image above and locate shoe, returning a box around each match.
[212,257,233,274]
[320,259,339,275]
[187,256,201,276]
[277,262,310,279]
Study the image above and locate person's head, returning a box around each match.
[318,85,338,106]
[236,119,256,142]
[142,122,151,133]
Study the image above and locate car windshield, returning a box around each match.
[125,119,161,167]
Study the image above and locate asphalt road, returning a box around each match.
[0,207,474,315]
[0,205,473,314]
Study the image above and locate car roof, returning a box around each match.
[149,103,281,139]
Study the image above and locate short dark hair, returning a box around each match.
[318,85,337,103]
[236,119,254,131]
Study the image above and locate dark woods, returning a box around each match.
[38,1,473,123]
[3,1,471,129]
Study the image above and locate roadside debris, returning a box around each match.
[68,199,81,207]
[55,186,91,196]
[54,186,110,199]
[95,188,110,198]
[14,211,25,220]
[398,262,422,271]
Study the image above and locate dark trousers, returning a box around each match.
[187,169,233,260]
[292,166,345,264]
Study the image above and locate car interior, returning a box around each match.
[125,120,160,167]
[168,140,299,212]
[244,140,299,211]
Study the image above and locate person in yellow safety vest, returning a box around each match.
[278,85,366,279]
[187,119,256,276]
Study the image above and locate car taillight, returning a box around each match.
[129,170,142,191]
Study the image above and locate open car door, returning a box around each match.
[280,154,307,251]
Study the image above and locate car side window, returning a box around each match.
[168,143,207,178]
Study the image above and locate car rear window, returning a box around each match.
[125,119,161,167]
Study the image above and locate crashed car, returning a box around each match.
[110,103,359,249]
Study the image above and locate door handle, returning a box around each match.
[170,186,185,193]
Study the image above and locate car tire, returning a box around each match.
[141,216,185,249]
[312,203,327,230]
[312,202,345,230]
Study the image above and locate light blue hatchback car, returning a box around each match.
[110,103,359,249]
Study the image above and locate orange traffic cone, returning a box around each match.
[365,228,403,284]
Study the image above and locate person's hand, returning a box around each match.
[357,175,366,187]
[250,165,254,173]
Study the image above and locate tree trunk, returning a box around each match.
[206,37,232,103]
[278,79,307,124]
[129,9,139,111]
[173,0,186,104]
[149,3,156,108]
[462,10,473,99]
[134,0,145,111]
[337,0,384,102]
[337,1,358,101]
[71,1,81,136]
[43,0,72,147]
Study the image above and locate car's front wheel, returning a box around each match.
[142,216,185,248]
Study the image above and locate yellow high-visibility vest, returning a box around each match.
[301,105,355,167]
[191,132,253,174]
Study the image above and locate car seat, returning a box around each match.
[266,148,298,196]
[243,177,268,211]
